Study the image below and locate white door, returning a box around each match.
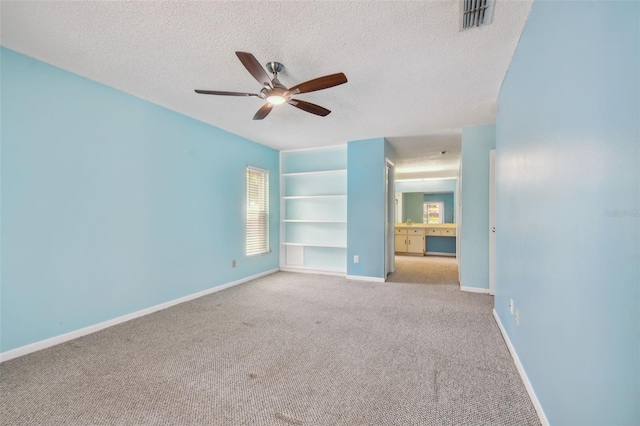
[489,150,496,295]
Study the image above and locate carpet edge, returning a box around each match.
[0,268,280,363]
[493,308,550,426]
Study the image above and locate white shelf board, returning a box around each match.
[282,169,347,177]
[283,220,346,223]
[282,195,346,199]
[282,242,347,249]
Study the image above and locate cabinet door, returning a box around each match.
[395,235,407,252]
[407,235,425,254]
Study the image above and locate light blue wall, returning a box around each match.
[494,1,639,425]
[459,125,495,289]
[0,48,280,353]
[403,192,424,223]
[346,138,396,278]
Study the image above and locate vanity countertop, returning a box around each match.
[395,223,456,229]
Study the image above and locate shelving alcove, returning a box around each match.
[280,146,347,275]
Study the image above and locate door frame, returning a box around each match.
[489,149,496,295]
[456,164,462,282]
[385,159,396,277]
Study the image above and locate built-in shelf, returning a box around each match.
[282,195,347,200]
[282,242,347,249]
[282,169,347,177]
[280,147,348,275]
[283,220,346,223]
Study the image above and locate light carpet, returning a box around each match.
[387,255,460,285]
[1,272,539,425]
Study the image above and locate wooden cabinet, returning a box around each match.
[425,227,456,237]
[395,233,408,252]
[440,228,456,237]
[427,228,440,236]
[407,234,425,254]
[395,228,425,254]
[395,225,457,256]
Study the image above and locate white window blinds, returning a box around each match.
[246,166,269,256]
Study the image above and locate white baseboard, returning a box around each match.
[346,274,386,283]
[280,266,345,277]
[460,286,490,293]
[0,268,279,363]
[493,309,549,426]
[425,252,456,257]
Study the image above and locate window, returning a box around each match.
[246,166,269,256]
[423,202,444,224]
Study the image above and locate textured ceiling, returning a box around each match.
[388,131,462,179]
[0,0,531,159]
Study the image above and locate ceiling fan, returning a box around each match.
[195,52,347,120]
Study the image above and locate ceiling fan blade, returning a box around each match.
[236,52,272,88]
[253,103,273,120]
[195,90,260,97]
[288,99,331,117]
[289,73,347,94]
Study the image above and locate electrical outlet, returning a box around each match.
[509,299,514,314]
[354,255,360,264]
[232,260,236,268]
[514,309,520,325]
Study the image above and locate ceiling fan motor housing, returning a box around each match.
[266,61,284,75]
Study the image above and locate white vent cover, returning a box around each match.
[460,0,496,30]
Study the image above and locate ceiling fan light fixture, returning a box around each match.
[195,51,347,120]
[266,95,286,105]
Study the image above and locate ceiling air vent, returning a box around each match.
[460,0,495,30]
